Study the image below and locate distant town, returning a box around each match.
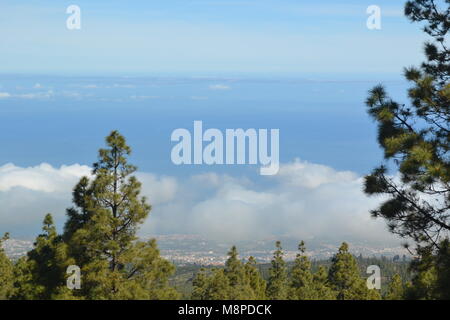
[3,234,410,266]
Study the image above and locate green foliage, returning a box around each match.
[328,243,380,300]
[190,242,414,300]
[11,257,39,300]
[435,239,450,299]
[63,131,178,299]
[364,0,449,300]
[406,239,450,300]
[10,131,179,300]
[289,241,315,299]
[11,214,74,300]
[364,0,449,253]
[203,269,232,300]
[191,268,209,300]
[0,233,14,300]
[224,246,245,288]
[245,257,267,299]
[312,266,336,300]
[191,247,266,300]
[223,246,256,299]
[385,274,404,300]
[191,268,231,300]
[266,241,289,300]
[289,241,337,300]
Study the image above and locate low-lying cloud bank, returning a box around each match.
[0,160,398,245]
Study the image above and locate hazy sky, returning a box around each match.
[1,0,425,74]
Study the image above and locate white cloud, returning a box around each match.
[0,88,94,100]
[14,90,54,99]
[112,84,135,88]
[0,163,179,236]
[144,163,394,244]
[0,163,91,235]
[81,84,99,89]
[0,163,91,193]
[0,160,398,246]
[275,159,358,189]
[0,90,85,100]
[130,95,159,100]
[136,172,178,205]
[209,84,231,91]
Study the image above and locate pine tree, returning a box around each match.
[385,274,404,300]
[224,246,245,287]
[0,233,14,300]
[63,131,178,299]
[244,257,267,300]
[312,266,336,300]
[63,176,93,268]
[203,269,231,300]
[223,246,255,299]
[13,214,74,300]
[364,0,449,252]
[192,247,267,300]
[405,245,438,299]
[191,268,209,300]
[364,0,450,300]
[266,241,288,300]
[406,239,450,300]
[328,243,377,300]
[289,241,315,300]
[11,257,36,300]
[434,239,450,299]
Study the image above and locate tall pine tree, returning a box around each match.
[364,0,449,252]
[328,243,379,300]
[385,274,404,300]
[244,256,267,300]
[0,233,14,300]
[192,247,267,300]
[12,214,74,300]
[266,241,288,300]
[364,0,449,300]
[312,266,336,300]
[223,246,254,299]
[289,241,315,300]
[63,131,178,299]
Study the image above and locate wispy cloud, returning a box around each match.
[0,90,55,100]
[15,90,54,99]
[130,95,160,100]
[112,84,135,88]
[209,84,231,91]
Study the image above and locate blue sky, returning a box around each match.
[1,0,425,74]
